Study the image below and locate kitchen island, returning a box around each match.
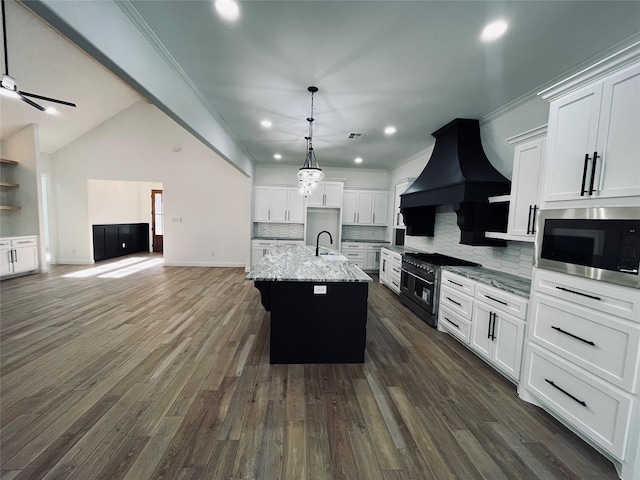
[247,244,372,364]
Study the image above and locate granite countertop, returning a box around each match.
[342,240,391,244]
[380,245,421,255]
[442,266,532,298]
[252,237,304,241]
[247,244,372,283]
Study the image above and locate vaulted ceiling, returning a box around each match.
[2,1,639,170]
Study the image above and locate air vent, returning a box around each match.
[347,132,369,140]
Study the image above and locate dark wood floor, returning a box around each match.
[0,254,618,480]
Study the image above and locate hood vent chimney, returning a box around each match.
[400,119,510,246]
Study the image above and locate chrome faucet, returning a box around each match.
[315,230,333,256]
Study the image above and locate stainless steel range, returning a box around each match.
[400,252,479,327]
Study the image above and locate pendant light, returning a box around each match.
[297,86,324,193]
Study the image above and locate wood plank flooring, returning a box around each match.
[0,254,618,479]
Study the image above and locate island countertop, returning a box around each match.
[247,244,372,283]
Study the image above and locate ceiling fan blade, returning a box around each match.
[19,90,76,108]
[17,92,45,111]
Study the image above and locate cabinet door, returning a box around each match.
[0,248,13,275]
[324,183,343,207]
[470,302,493,360]
[342,191,358,224]
[379,252,388,284]
[492,311,525,381]
[287,188,305,223]
[544,84,602,203]
[507,138,545,241]
[364,249,378,270]
[254,187,271,221]
[372,192,388,226]
[594,63,640,200]
[252,247,265,266]
[13,246,38,274]
[356,191,373,224]
[269,188,288,222]
[306,185,324,206]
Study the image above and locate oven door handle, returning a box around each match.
[402,270,434,285]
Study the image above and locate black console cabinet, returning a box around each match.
[93,223,149,262]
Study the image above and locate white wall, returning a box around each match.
[255,164,388,190]
[52,101,250,266]
[87,179,159,225]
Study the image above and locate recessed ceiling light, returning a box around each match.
[274,154,282,160]
[384,126,396,135]
[260,120,272,128]
[45,107,59,115]
[214,0,240,21]
[354,157,363,164]
[0,88,19,99]
[481,20,508,42]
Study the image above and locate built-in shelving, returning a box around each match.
[0,158,20,211]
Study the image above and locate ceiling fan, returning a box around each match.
[1,0,76,111]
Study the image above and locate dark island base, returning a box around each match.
[254,281,368,364]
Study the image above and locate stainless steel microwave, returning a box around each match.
[534,207,640,288]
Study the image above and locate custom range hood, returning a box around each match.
[400,119,510,246]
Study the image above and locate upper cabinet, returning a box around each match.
[505,126,547,242]
[541,54,640,208]
[342,190,388,225]
[307,181,343,207]
[393,179,412,228]
[254,186,304,223]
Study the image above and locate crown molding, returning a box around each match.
[506,125,548,145]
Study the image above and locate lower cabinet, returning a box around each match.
[93,224,150,262]
[439,270,529,383]
[251,239,304,267]
[518,268,640,478]
[342,242,385,271]
[471,301,526,381]
[0,236,39,278]
[379,247,401,294]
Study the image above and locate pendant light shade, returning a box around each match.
[297,86,324,193]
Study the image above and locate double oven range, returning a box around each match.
[400,252,479,327]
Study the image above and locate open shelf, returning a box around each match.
[0,158,18,165]
[0,182,19,188]
[0,205,21,211]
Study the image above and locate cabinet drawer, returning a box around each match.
[440,285,473,320]
[529,295,640,391]
[475,284,528,320]
[11,237,37,247]
[0,240,10,248]
[388,274,401,294]
[441,271,475,296]
[438,305,471,344]
[343,250,365,261]
[533,269,639,323]
[523,344,632,460]
[252,240,276,248]
[389,262,402,278]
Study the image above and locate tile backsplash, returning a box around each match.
[342,225,387,242]
[254,222,304,239]
[404,205,534,279]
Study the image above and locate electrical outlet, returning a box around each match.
[211,252,215,257]
[72,249,76,254]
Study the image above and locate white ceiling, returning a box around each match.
[2,1,640,169]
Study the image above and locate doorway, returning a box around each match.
[151,189,163,253]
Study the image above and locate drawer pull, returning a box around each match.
[447,279,463,287]
[551,326,595,346]
[443,317,459,329]
[555,286,601,301]
[484,294,508,306]
[544,379,587,407]
[446,297,461,307]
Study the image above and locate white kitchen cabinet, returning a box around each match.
[307,182,343,207]
[541,56,640,207]
[519,268,640,478]
[372,192,388,226]
[471,300,526,381]
[286,188,304,223]
[0,236,38,278]
[251,239,304,266]
[379,247,402,294]
[505,126,546,241]
[342,190,386,225]
[254,186,304,223]
[392,180,412,228]
[364,249,379,270]
[439,270,529,383]
[341,242,384,271]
